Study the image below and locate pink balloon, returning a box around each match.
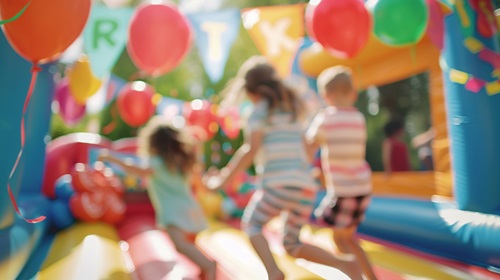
[127,3,192,77]
[426,0,444,49]
[55,79,86,126]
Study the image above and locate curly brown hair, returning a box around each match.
[138,117,196,175]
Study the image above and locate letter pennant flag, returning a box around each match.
[188,9,241,84]
[83,5,134,78]
[241,4,305,77]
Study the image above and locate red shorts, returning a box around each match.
[317,194,371,228]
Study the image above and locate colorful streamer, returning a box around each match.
[7,64,46,223]
[0,1,30,25]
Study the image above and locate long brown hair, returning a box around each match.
[138,117,196,175]
[244,62,303,120]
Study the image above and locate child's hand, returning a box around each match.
[205,175,223,190]
[202,167,223,190]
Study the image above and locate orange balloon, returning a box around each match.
[0,0,91,63]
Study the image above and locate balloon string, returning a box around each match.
[0,1,31,25]
[7,63,46,224]
[103,105,118,134]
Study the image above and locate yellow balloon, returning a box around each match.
[69,54,102,105]
[198,191,223,219]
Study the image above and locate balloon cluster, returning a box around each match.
[306,0,430,57]
[50,162,126,229]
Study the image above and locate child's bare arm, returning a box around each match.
[206,130,263,190]
[305,112,325,163]
[98,151,153,177]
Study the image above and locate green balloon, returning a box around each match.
[368,0,429,46]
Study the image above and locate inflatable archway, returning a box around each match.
[300,0,500,270]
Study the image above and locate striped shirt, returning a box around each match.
[306,107,372,197]
[247,100,316,189]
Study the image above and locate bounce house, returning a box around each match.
[1,0,500,279]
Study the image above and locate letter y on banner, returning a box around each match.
[242,4,305,77]
[188,9,241,84]
[83,5,133,78]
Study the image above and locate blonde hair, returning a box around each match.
[317,66,354,96]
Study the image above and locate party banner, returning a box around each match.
[83,5,133,78]
[106,74,127,104]
[241,4,305,77]
[188,9,241,83]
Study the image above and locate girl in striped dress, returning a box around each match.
[205,57,363,280]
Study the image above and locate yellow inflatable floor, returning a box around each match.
[34,223,132,280]
[31,220,497,280]
[300,225,492,280]
[198,219,495,280]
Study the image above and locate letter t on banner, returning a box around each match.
[242,4,305,77]
[188,9,241,84]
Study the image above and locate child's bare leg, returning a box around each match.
[283,210,363,280]
[290,243,363,280]
[166,226,216,280]
[250,234,285,280]
[335,226,378,280]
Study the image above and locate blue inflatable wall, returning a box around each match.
[0,31,55,279]
[359,2,500,271]
[441,2,500,214]
[359,197,500,269]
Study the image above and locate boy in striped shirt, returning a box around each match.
[306,66,377,280]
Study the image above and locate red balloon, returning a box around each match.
[69,192,107,222]
[184,100,218,141]
[117,81,155,127]
[306,0,371,58]
[71,163,107,193]
[101,193,126,225]
[127,3,192,76]
[0,0,91,63]
[93,162,125,196]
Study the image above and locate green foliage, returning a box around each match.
[356,72,431,171]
